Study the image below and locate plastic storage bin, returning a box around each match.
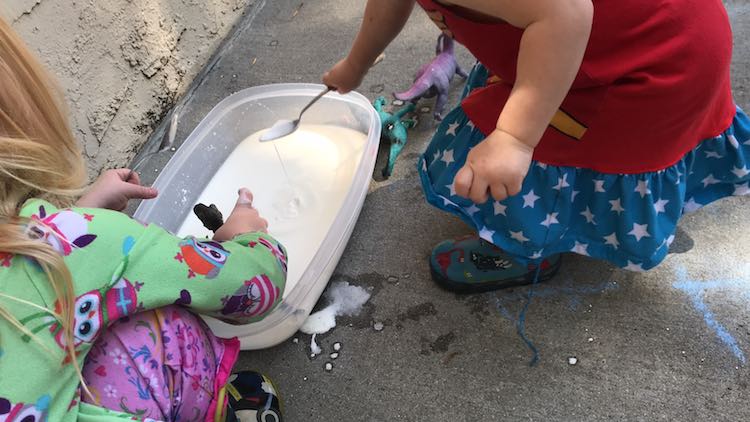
[133,84,380,349]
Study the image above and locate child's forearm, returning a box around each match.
[499,1,592,148]
[346,0,416,71]
[454,0,593,148]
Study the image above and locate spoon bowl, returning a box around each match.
[260,87,332,142]
[260,119,297,142]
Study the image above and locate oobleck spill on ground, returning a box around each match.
[300,281,371,356]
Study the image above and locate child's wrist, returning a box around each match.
[492,128,536,154]
[344,54,370,75]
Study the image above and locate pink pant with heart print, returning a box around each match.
[81,306,239,421]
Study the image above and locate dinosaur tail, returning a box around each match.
[393,76,432,101]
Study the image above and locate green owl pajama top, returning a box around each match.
[0,199,287,421]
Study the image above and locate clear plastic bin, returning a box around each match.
[133,84,380,349]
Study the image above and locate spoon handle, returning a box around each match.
[297,87,333,120]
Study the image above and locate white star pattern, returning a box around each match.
[705,150,722,159]
[447,182,457,196]
[734,182,750,196]
[623,261,645,272]
[541,212,559,227]
[653,198,669,214]
[628,223,650,241]
[634,180,651,198]
[441,149,455,165]
[553,174,570,190]
[493,201,507,216]
[446,122,460,136]
[465,204,480,215]
[609,199,625,214]
[701,174,720,187]
[571,241,589,256]
[683,198,702,212]
[421,124,750,268]
[580,207,596,224]
[479,226,496,242]
[522,190,540,208]
[510,230,529,243]
[603,232,619,248]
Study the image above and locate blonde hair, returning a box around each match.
[0,16,92,398]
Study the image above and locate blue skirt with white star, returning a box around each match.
[419,64,750,271]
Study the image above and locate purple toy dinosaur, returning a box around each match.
[393,34,468,121]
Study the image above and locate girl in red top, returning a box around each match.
[324,0,749,292]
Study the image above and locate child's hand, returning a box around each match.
[454,129,534,204]
[76,169,158,211]
[213,188,268,241]
[323,57,367,94]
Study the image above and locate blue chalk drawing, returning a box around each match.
[494,279,619,321]
[673,265,748,364]
[494,279,619,365]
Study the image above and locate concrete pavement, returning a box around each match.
[134,1,750,420]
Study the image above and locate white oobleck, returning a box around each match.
[176,124,367,295]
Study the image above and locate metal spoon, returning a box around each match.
[259,87,333,142]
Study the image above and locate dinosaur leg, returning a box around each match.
[373,96,387,111]
[421,86,438,100]
[433,77,451,121]
[456,63,469,79]
[434,92,449,121]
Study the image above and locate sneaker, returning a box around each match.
[429,236,561,293]
[224,371,283,422]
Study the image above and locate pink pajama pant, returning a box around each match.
[81,306,239,422]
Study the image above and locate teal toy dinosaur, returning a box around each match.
[374,96,416,178]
